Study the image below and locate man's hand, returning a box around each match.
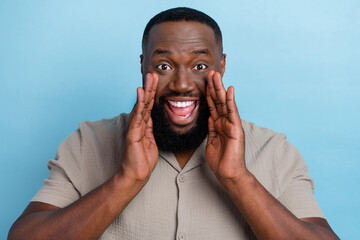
[205,70,247,185]
[8,73,160,240]
[204,71,339,240]
[121,72,159,183]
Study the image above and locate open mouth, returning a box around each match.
[164,99,199,125]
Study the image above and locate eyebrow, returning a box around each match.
[152,48,212,56]
[153,49,173,56]
[191,48,211,56]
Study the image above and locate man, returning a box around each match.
[9,7,339,240]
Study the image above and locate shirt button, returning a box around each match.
[178,233,186,240]
[179,175,185,182]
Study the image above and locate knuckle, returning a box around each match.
[215,100,226,107]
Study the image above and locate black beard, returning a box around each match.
[151,96,210,152]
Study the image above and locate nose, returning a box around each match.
[168,67,195,93]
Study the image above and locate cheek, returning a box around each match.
[194,74,207,95]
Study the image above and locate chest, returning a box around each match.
[100,158,261,240]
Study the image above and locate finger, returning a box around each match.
[129,87,145,130]
[212,72,228,116]
[207,91,219,121]
[143,73,159,122]
[150,73,158,98]
[207,116,217,143]
[142,73,154,114]
[144,72,158,102]
[207,71,219,120]
[226,86,241,125]
[143,98,154,123]
[207,70,218,107]
[144,115,153,135]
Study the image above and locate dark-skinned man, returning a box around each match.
[8,7,339,240]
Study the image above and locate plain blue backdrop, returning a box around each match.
[1,1,359,239]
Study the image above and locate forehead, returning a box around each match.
[144,21,220,55]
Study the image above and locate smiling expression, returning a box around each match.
[141,21,226,134]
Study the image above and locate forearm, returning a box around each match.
[220,172,339,240]
[8,171,145,240]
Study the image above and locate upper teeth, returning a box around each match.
[168,100,195,108]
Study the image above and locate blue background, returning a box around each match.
[1,1,359,239]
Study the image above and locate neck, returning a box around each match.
[174,148,196,169]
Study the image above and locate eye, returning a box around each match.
[193,64,207,71]
[156,64,172,71]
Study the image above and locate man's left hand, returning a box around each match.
[205,71,248,185]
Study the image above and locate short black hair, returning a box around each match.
[142,7,222,52]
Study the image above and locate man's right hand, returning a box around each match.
[121,72,159,183]
[8,73,159,240]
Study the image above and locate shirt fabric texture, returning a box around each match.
[32,113,325,240]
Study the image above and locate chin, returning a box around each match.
[170,122,198,135]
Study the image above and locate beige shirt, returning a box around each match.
[32,113,325,239]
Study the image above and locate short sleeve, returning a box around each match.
[31,129,82,208]
[274,134,325,219]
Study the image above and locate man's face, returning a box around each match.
[141,21,225,151]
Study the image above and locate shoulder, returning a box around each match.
[66,113,130,165]
[76,113,130,191]
[79,113,129,135]
[56,113,130,164]
[241,119,300,166]
[241,120,292,190]
[78,113,129,143]
[241,119,285,149]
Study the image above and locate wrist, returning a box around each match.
[119,159,152,184]
[113,169,148,194]
[218,170,255,195]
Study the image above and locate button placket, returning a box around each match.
[176,172,187,239]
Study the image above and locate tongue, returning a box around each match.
[168,102,195,116]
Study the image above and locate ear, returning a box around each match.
[140,54,144,74]
[220,54,226,77]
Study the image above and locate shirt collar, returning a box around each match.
[159,137,207,173]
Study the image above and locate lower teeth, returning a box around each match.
[179,112,191,118]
